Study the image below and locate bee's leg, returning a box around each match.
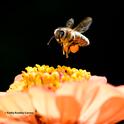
[63,44,67,55]
[62,44,65,55]
[63,49,65,55]
[68,36,74,46]
[63,44,70,58]
[66,52,69,58]
[65,48,70,58]
[68,41,73,46]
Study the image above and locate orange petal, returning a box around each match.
[95,84,124,123]
[29,87,60,120]
[116,85,124,94]
[79,76,124,123]
[0,114,37,124]
[0,117,29,124]
[29,80,88,123]
[0,92,6,95]
[0,92,35,117]
[14,74,23,81]
[56,81,85,123]
[96,97,124,123]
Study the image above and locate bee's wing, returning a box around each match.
[66,18,74,28]
[74,17,92,33]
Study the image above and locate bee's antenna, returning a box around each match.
[47,35,55,45]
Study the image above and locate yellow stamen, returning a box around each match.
[7,65,91,92]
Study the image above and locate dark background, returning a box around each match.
[0,0,124,91]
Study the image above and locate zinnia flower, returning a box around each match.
[0,65,124,124]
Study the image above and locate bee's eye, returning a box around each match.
[59,30,64,37]
[54,29,65,40]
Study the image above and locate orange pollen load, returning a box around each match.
[70,45,79,53]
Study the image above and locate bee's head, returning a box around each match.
[54,28,65,42]
[47,28,65,46]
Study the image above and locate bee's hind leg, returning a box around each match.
[65,49,70,58]
[66,52,69,58]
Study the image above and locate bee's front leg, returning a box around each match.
[62,44,65,55]
[63,49,65,55]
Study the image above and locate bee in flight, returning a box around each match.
[47,17,93,58]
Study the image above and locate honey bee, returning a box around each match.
[47,17,92,58]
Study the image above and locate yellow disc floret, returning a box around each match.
[7,65,91,92]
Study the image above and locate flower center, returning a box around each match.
[8,65,91,92]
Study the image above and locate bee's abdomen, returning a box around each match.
[73,32,90,46]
